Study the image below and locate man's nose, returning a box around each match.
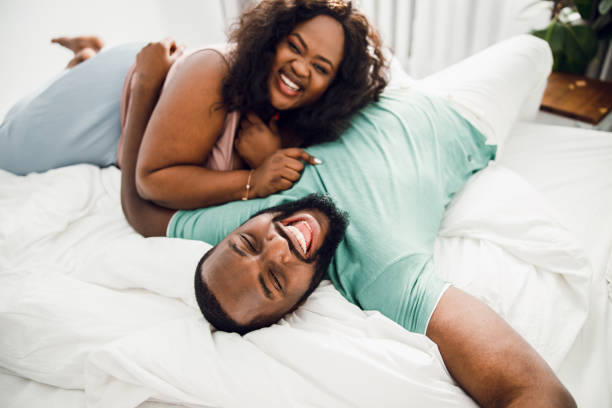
[263,229,291,264]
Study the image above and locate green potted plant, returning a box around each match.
[524,0,612,75]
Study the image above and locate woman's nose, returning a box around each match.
[291,58,309,78]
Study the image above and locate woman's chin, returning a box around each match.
[270,96,294,111]
[269,85,305,111]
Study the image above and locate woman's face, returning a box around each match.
[267,14,345,111]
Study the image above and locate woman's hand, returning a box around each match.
[132,38,184,93]
[250,148,321,198]
[235,112,282,169]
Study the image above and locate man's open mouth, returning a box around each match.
[279,213,320,258]
[285,220,312,254]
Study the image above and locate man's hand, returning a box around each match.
[427,286,576,408]
[250,148,320,198]
[235,112,282,169]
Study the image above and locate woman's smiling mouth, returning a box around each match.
[277,70,304,97]
[280,72,302,91]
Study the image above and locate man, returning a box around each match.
[190,193,348,334]
[122,40,575,407]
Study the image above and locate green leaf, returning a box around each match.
[560,23,598,73]
[569,24,599,58]
[533,22,564,71]
[532,21,598,74]
[600,0,612,15]
[574,0,594,21]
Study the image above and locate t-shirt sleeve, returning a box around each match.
[167,195,289,245]
[356,254,448,335]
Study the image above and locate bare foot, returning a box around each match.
[52,36,105,54]
[65,47,97,68]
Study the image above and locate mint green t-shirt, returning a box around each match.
[167,89,496,334]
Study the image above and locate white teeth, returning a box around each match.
[280,73,301,91]
[286,225,307,254]
[300,220,312,233]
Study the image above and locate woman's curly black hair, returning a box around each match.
[222,0,389,146]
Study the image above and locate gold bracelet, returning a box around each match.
[242,170,254,201]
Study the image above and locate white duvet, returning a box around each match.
[1,157,608,407]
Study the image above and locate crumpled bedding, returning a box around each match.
[1,157,608,407]
[435,164,591,370]
[0,165,471,408]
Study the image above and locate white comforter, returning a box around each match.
[0,160,608,407]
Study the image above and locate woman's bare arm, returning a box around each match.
[134,50,256,210]
[134,50,318,210]
[121,41,179,237]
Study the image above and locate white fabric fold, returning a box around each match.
[435,164,591,369]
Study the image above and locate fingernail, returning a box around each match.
[313,158,322,164]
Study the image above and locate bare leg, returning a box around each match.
[52,36,105,68]
[51,36,105,53]
[65,47,97,68]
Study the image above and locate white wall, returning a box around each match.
[0,0,232,121]
[357,0,550,78]
[409,0,550,78]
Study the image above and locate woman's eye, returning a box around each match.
[288,41,300,54]
[314,63,328,75]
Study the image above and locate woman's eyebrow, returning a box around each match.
[290,33,335,70]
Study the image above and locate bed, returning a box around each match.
[1,34,611,407]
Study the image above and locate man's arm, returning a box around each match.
[427,286,576,408]
[120,40,181,237]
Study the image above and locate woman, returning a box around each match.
[0,0,387,209]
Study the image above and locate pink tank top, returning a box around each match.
[118,44,240,171]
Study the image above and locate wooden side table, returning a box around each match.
[536,72,612,131]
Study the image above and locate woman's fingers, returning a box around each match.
[153,37,184,58]
[161,37,174,47]
[280,167,302,182]
[252,147,322,197]
[282,148,322,165]
[275,178,294,191]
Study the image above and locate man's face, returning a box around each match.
[198,196,346,328]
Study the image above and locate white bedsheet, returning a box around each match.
[0,165,474,407]
[1,122,610,407]
[434,121,612,408]
[497,122,612,408]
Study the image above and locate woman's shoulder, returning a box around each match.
[162,44,232,92]
[188,43,234,64]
